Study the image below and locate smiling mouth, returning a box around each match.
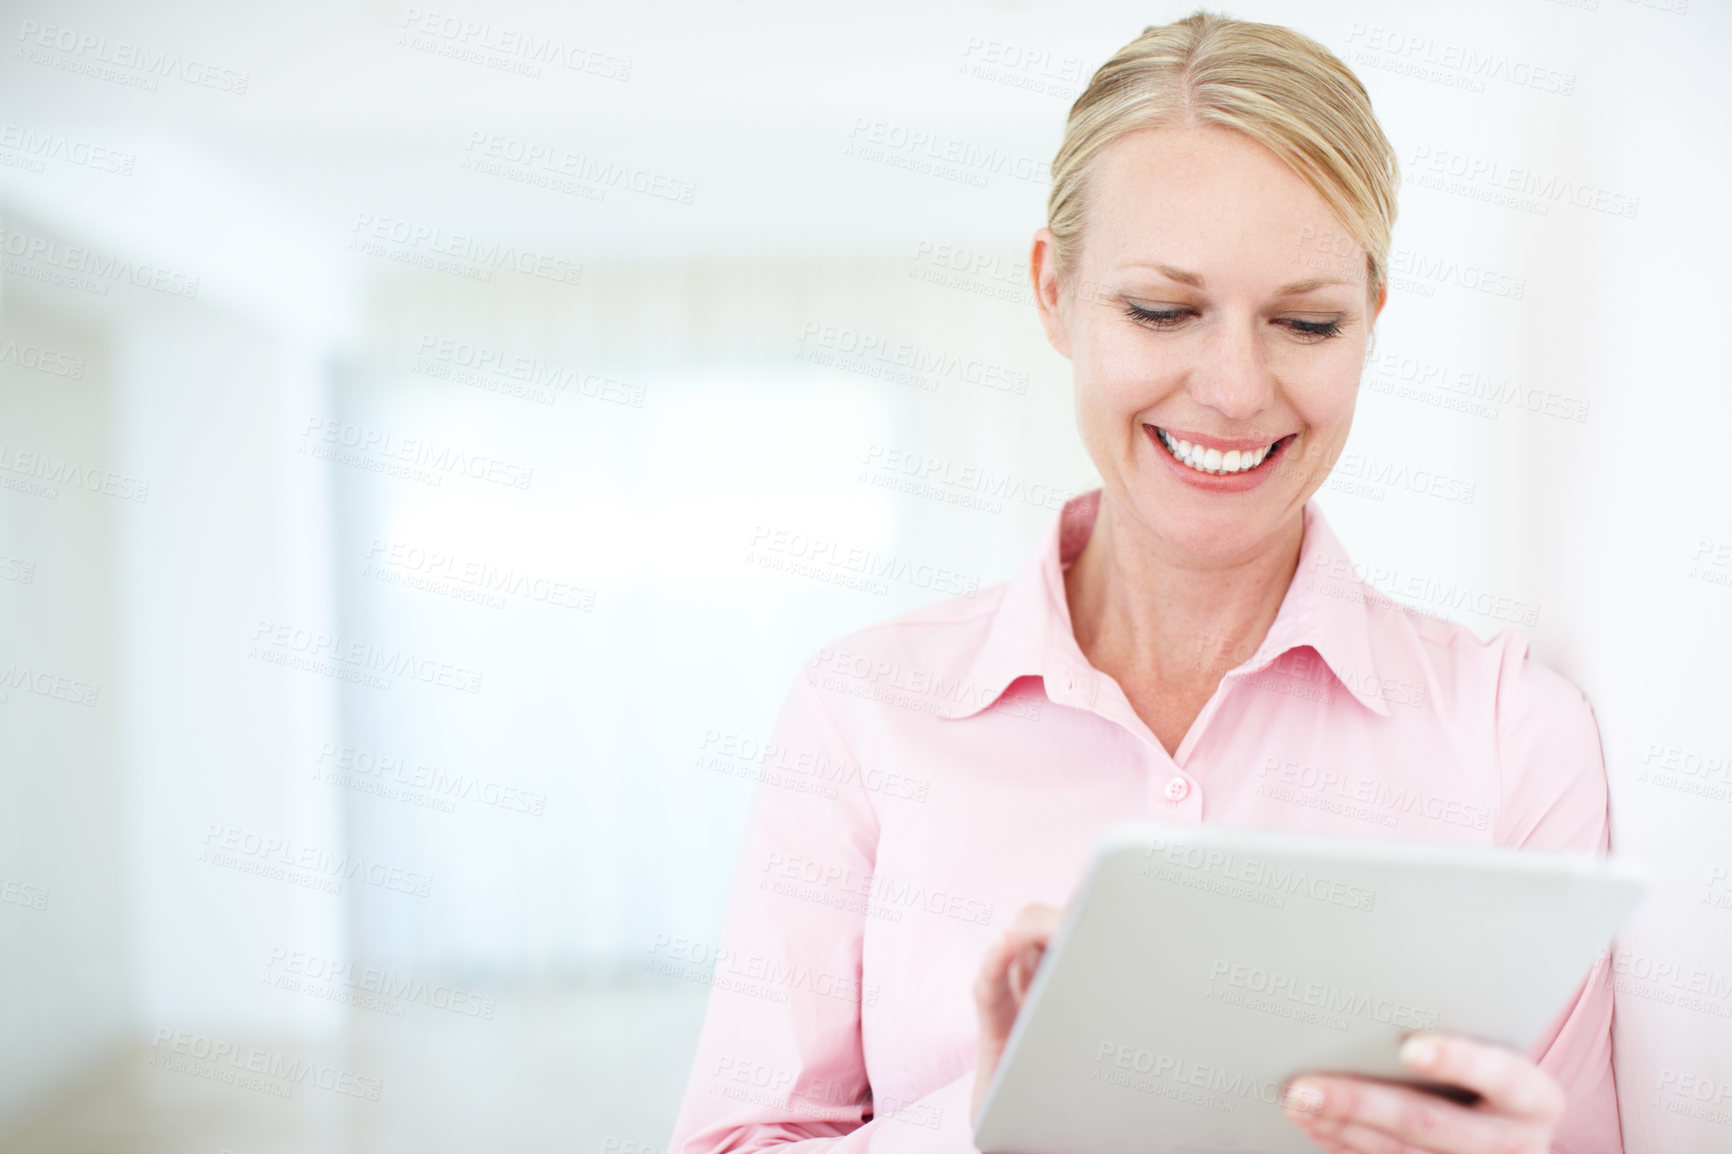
[1148,426,1296,476]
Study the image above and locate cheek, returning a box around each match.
[1073,321,1178,416]
[1281,346,1366,431]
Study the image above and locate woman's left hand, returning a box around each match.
[1281,1033,1565,1154]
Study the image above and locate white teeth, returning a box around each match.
[1154,427,1277,476]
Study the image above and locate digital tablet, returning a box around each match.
[971,823,1646,1154]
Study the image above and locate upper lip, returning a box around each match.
[1146,424,1290,453]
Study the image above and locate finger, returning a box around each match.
[1008,901,1062,937]
[1398,1034,1565,1123]
[974,906,1065,1051]
[976,910,1058,1000]
[973,932,1023,1036]
[1296,1115,1421,1154]
[1009,942,1046,1000]
[1282,1076,1551,1154]
[1287,1114,1355,1154]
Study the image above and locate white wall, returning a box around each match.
[0,238,130,1123]
[110,304,350,1033]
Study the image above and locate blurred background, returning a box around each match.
[1,0,1727,1151]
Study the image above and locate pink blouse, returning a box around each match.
[668,488,1620,1154]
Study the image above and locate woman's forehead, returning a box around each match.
[1091,128,1345,238]
[1077,127,1369,285]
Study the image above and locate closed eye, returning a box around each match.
[1122,304,1193,328]
[1121,303,1345,341]
[1284,317,1343,340]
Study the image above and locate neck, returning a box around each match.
[1063,491,1304,691]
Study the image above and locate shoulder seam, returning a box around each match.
[793,667,886,846]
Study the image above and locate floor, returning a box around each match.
[1,983,711,1154]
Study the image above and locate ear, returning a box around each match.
[1030,227,1073,360]
[1364,278,1388,360]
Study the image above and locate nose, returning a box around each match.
[1186,313,1274,421]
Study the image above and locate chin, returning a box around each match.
[1137,498,1288,561]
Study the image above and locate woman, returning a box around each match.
[670,12,1617,1154]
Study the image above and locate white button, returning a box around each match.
[1163,777,1191,802]
[1066,672,1075,691]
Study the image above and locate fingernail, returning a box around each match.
[1282,1081,1325,1115]
[1401,1035,1440,1069]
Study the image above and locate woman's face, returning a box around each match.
[1034,124,1385,562]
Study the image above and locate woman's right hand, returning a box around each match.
[970,902,1063,1120]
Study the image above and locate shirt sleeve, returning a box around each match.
[1491,632,1622,1154]
[667,661,985,1154]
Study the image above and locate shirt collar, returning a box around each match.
[949,488,1391,720]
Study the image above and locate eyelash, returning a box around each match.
[1122,304,1343,341]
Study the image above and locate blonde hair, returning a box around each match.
[1048,10,1399,301]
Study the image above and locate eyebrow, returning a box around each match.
[1120,262,1352,297]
